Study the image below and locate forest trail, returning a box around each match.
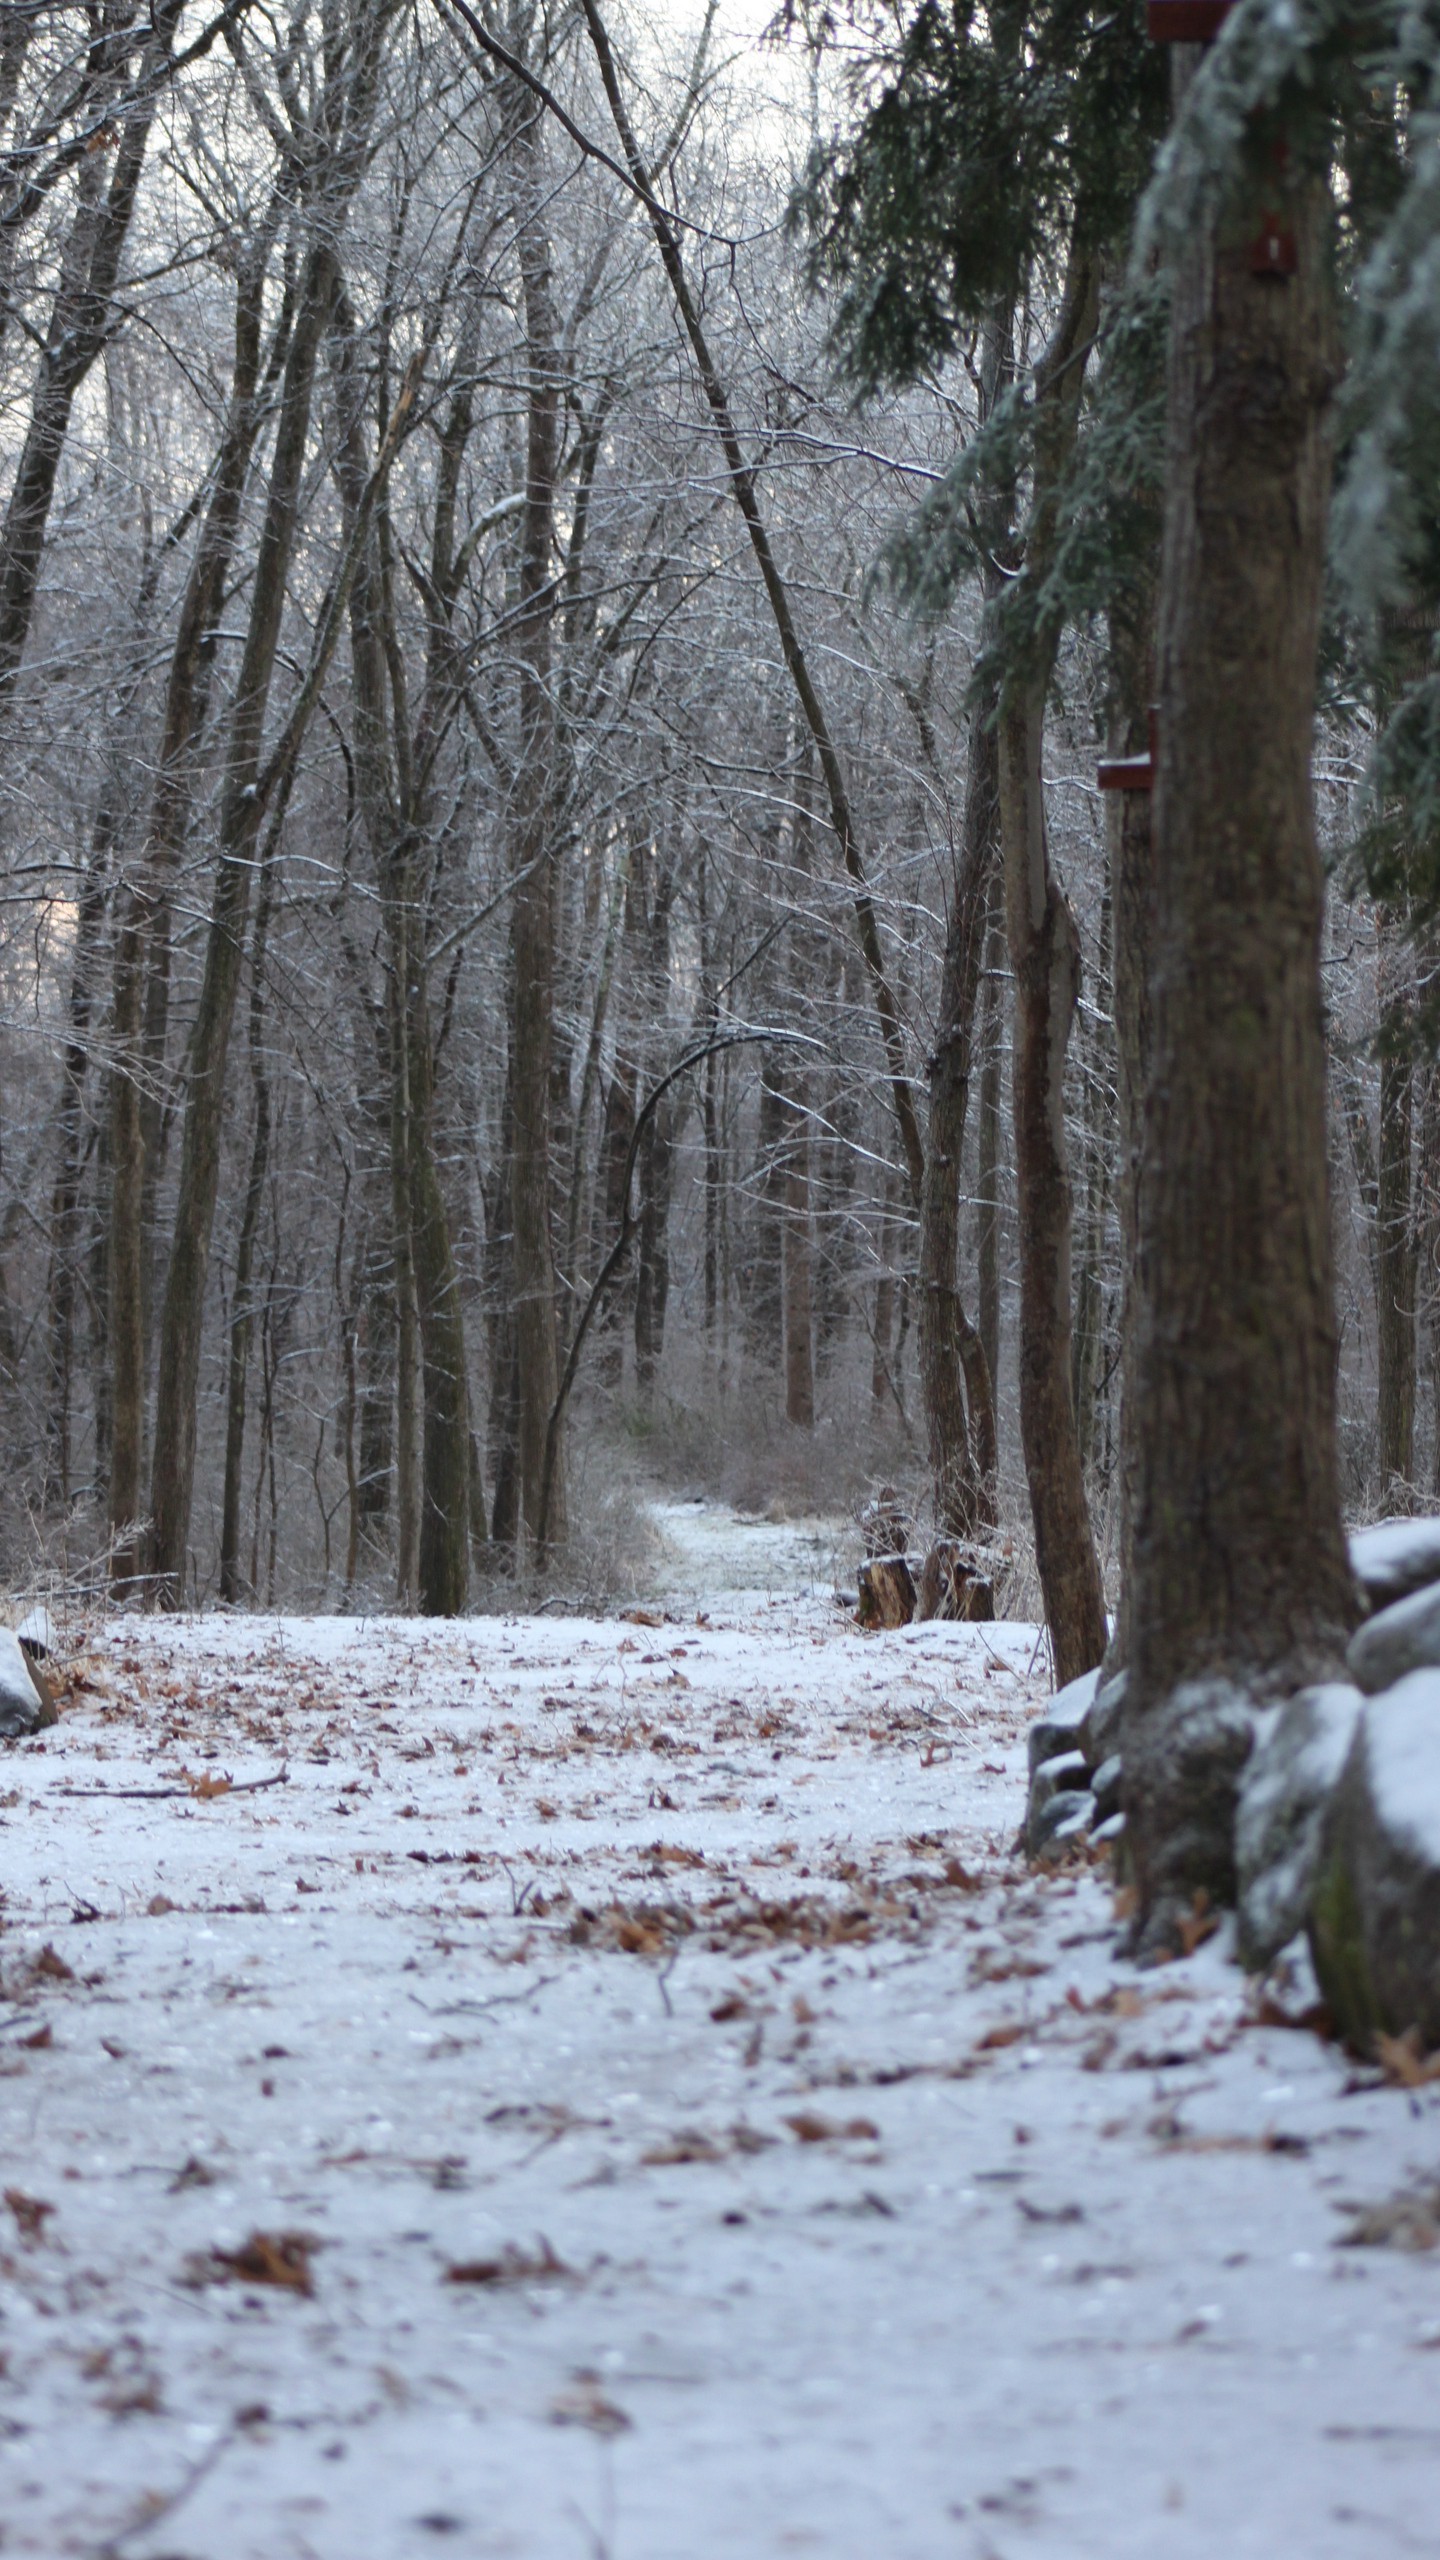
[0,1599,1434,2559]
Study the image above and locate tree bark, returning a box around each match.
[1123,153,1358,1947]
[996,242,1108,1687]
[108,239,273,1590]
[147,239,336,1603]
[976,890,1004,1400]
[919,692,999,1532]
[508,82,565,1564]
[1376,930,1416,1497]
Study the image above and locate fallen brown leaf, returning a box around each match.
[445,2239,573,2286]
[1375,2026,1440,2089]
[784,2110,880,2144]
[207,2229,317,2294]
[4,2188,53,2241]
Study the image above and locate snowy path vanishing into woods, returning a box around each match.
[3,1553,1440,2557]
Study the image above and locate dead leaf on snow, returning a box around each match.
[192,2229,319,2294]
[642,2129,726,2165]
[784,2110,880,2145]
[4,2188,54,2242]
[975,2021,1029,2052]
[181,1767,232,1800]
[445,2239,575,2286]
[1375,2026,1440,2088]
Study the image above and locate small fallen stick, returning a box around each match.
[49,1767,290,1801]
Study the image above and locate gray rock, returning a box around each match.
[1092,1810,1127,1846]
[1310,1672,1440,2050]
[1350,1517,1440,1610]
[1090,1752,1124,1825]
[1235,1683,1363,1970]
[0,1628,45,1739]
[1026,1668,1101,1778]
[1030,1751,1088,1817]
[1348,1583,1440,1695]
[1082,1671,1125,1772]
[1030,1789,1096,1858]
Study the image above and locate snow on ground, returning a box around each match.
[1,1530,1438,2558]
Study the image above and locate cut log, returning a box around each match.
[916,1540,995,1623]
[856,1557,916,1629]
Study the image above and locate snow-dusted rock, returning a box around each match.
[1350,1516,1440,1611]
[1030,1788,1096,1858]
[0,1628,46,1739]
[1310,1672,1440,2050]
[1028,1751,1087,1825]
[13,1603,56,1659]
[1348,1582,1440,1695]
[1026,1668,1100,1778]
[1090,1752,1124,1826]
[1235,1683,1363,1970]
[1083,1671,1125,1771]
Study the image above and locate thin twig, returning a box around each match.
[52,1767,289,1800]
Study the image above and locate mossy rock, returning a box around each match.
[1309,1674,1440,2051]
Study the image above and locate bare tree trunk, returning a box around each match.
[1123,156,1357,1948]
[1377,929,1416,1498]
[509,84,565,1563]
[46,826,111,1503]
[219,851,276,1602]
[1071,888,1115,1474]
[976,892,1004,1399]
[919,691,999,1532]
[148,239,336,1603]
[1103,661,1158,1677]
[996,243,1107,1687]
[108,241,271,1590]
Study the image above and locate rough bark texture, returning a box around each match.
[508,89,566,1564]
[993,242,1107,1688]
[147,240,336,1604]
[1376,932,1416,1497]
[1102,650,1158,1678]
[1123,160,1358,1947]
[976,893,1004,1399]
[108,243,270,1589]
[918,698,999,1532]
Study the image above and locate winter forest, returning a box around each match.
[7,0,1440,2551]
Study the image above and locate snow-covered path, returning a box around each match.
[1,1595,1436,2559]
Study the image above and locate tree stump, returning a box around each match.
[916,1540,995,1623]
[856,1556,917,1628]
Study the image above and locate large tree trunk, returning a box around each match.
[976,890,1005,1399]
[147,240,336,1603]
[919,693,999,1533]
[219,852,276,1603]
[996,244,1108,1688]
[1376,929,1416,1497]
[109,243,273,1591]
[1096,586,1153,1679]
[1123,157,1358,1949]
[509,86,565,1564]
